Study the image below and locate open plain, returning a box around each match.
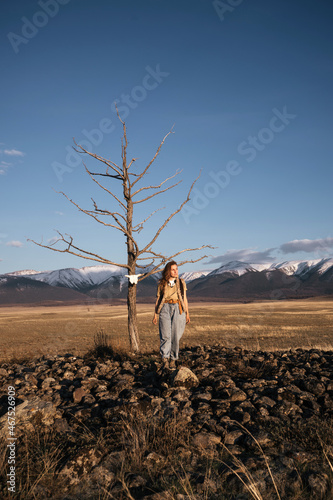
[1,298,332,362]
[1,298,333,498]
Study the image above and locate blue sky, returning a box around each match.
[1,0,332,274]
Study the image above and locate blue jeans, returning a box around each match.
[159,303,186,360]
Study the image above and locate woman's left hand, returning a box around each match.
[186,313,190,324]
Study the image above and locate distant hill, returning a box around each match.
[1,258,333,305]
[187,259,333,301]
[0,275,90,305]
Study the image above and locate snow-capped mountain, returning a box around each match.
[5,259,333,288]
[1,258,333,304]
[207,260,269,277]
[187,257,333,301]
[7,269,39,276]
[207,258,333,279]
[6,265,127,291]
[180,270,211,282]
[4,264,161,296]
[270,259,333,277]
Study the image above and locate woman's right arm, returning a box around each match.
[152,297,159,324]
[152,286,160,325]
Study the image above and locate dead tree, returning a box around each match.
[30,111,212,352]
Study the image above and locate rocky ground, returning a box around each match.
[1,344,333,499]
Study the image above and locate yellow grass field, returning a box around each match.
[0,298,333,361]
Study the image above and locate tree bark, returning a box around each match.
[125,167,140,351]
[127,282,140,352]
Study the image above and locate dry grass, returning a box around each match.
[0,298,333,361]
[2,407,332,499]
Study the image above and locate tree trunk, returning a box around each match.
[127,282,140,352]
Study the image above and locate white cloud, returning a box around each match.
[4,149,25,157]
[0,161,11,175]
[279,238,333,254]
[206,247,276,265]
[55,211,64,216]
[6,240,23,248]
[205,238,333,267]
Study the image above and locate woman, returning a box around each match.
[152,261,190,369]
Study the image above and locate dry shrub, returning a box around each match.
[83,328,117,361]
[0,414,108,499]
[265,416,333,456]
[0,424,67,499]
[223,357,278,380]
[2,405,333,499]
[112,408,191,465]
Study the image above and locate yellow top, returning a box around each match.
[156,279,187,301]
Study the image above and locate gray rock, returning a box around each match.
[191,431,221,449]
[60,448,103,485]
[144,452,165,465]
[302,378,326,396]
[171,366,199,388]
[81,376,99,390]
[224,430,244,446]
[274,401,303,417]
[63,370,75,380]
[90,465,115,487]
[24,373,38,385]
[73,386,86,403]
[0,396,61,437]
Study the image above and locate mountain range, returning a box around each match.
[1,258,332,305]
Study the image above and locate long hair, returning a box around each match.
[159,261,178,289]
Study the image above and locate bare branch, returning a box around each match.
[84,164,127,212]
[131,128,174,187]
[128,157,138,169]
[53,189,139,257]
[132,207,165,232]
[137,249,165,260]
[88,199,139,255]
[136,243,215,277]
[28,231,129,269]
[132,170,181,197]
[137,251,214,282]
[161,245,215,262]
[135,260,155,269]
[114,103,125,125]
[73,138,123,178]
[139,170,202,254]
[88,171,122,180]
[176,255,213,267]
[133,181,182,204]
[90,199,127,229]
[55,190,124,232]
[91,202,127,224]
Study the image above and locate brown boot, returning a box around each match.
[162,358,169,370]
[169,359,176,369]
